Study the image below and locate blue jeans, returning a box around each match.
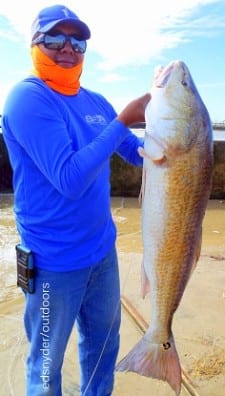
[23,246,121,396]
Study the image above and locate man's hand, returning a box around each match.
[117,93,151,127]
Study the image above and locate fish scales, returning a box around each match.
[145,147,210,331]
[116,60,213,395]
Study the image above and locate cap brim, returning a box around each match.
[39,18,91,40]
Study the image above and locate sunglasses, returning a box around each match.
[32,33,87,53]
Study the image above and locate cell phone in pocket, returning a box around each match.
[16,244,35,293]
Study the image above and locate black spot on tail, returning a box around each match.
[163,342,171,350]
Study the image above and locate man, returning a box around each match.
[2,4,150,396]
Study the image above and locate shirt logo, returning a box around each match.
[85,115,107,125]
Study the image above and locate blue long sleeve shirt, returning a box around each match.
[2,76,143,271]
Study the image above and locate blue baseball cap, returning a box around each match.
[31,4,91,40]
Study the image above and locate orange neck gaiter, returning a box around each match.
[30,46,83,95]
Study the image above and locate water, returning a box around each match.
[0,194,225,395]
[0,195,20,301]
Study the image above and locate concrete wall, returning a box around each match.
[1,129,225,198]
[110,140,225,199]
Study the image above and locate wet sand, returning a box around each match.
[0,195,225,395]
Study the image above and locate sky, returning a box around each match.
[0,0,225,122]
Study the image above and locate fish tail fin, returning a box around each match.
[116,333,182,395]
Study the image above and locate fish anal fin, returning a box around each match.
[116,334,182,395]
[141,260,150,298]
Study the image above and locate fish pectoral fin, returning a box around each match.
[116,333,182,395]
[143,133,166,163]
[141,260,150,298]
[152,155,167,165]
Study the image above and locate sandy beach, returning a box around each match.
[0,196,225,395]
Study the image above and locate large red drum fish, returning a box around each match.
[116,60,214,395]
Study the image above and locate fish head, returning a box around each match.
[156,60,199,111]
[145,60,211,161]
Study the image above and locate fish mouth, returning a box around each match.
[155,64,174,88]
[154,61,188,88]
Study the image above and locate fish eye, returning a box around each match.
[181,70,189,87]
[181,79,188,87]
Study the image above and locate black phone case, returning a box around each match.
[16,244,35,293]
